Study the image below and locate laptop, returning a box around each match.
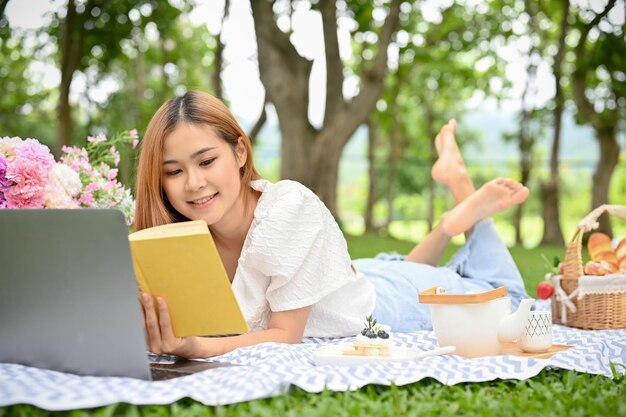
[0,209,236,380]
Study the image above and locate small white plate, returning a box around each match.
[313,344,456,366]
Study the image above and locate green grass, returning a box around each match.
[2,237,624,417]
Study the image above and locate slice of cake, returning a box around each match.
[350,315,392,356]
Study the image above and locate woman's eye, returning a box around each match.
[165,169,182,176]
[200,158,216,167]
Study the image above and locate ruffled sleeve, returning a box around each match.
[241,180,356,312]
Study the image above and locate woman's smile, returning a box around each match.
[188,192,219,208]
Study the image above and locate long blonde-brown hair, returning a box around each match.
[135,91,261,231]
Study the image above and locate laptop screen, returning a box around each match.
[0,209,151,379]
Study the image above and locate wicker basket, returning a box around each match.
[551,204,626,330]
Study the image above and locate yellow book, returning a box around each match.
[128,220,249,337]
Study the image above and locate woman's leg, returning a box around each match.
[405,119,474,265]
[403,220,451,266]
[431,119,475,204]
[445,218,530,308]
[405,119,529,266]
[405,179,529,265]
[441,178,529,237]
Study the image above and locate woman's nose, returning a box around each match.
[185,168,207,191]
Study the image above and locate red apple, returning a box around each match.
[537,281,554,300]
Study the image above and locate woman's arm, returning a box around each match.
[142,293,312,358]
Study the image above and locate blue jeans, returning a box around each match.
[353,219,529,332]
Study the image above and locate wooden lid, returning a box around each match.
[418,286,508,304]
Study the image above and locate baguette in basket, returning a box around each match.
[616,238,626,272]
[586,232,619,273]
[551,205,626,330]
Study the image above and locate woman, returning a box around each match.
[135,90,530,358]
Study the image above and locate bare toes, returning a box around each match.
[512,187,530,204]
[435,133,443,153]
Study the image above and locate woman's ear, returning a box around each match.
[236,136,247,168]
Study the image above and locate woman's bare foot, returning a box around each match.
[441,178,529,236]
[431,119,475,203]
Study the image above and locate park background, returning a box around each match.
[1,1,626,415]
[2,0,625,249]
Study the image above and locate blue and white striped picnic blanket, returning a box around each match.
[1,323,625,410]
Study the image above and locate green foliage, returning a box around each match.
[0,25,56,147]
[47,1,186,76]
[2,0,623,245]
[47,2,216,185]
[571,0,625,128]
[366,0,518,225]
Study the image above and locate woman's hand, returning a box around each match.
[141,293,201,358]
[141,293,313,358]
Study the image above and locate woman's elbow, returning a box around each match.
[284,333,304,344]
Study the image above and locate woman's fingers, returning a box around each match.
[142,293,162,353]
[156,297,177,348]
[140,297,149,345]
[141,294,192,357]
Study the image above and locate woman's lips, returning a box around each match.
[189,192,218,208]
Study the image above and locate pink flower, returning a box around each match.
[88,132,107,144]
[15,139,55,173]
[107,169,118,181]
[84,182,100,193]
[132,139,139,149]
[110,146,120,166]
[0,155,9,189]
[0,156,7,208]
[1,133,137,225]
[79,192,95,206]
[4,158,47,208]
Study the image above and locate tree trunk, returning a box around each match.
[513,154,530,246]
[247,100,267,145]
[540,183,562,244]
[514,106,533,247]
[58,74,72,149]
[571,0,618,236]
[364,119,379,233]
[134,44,145,133]
[250,0,401,220]
[57,0,82,150]
[514,0,543,247]
[384,120,401,230]
[540,0,569,246]
[591,127,619,236]
[0,0,9,18]
[211,26,223,99]
[423,102,436,232]
[312,132,344,221]
[211,0,229,99]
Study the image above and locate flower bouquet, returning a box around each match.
[0,130,139,225]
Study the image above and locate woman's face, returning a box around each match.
[161,123,246,228]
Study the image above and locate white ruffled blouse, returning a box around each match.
[231,179,376,338]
